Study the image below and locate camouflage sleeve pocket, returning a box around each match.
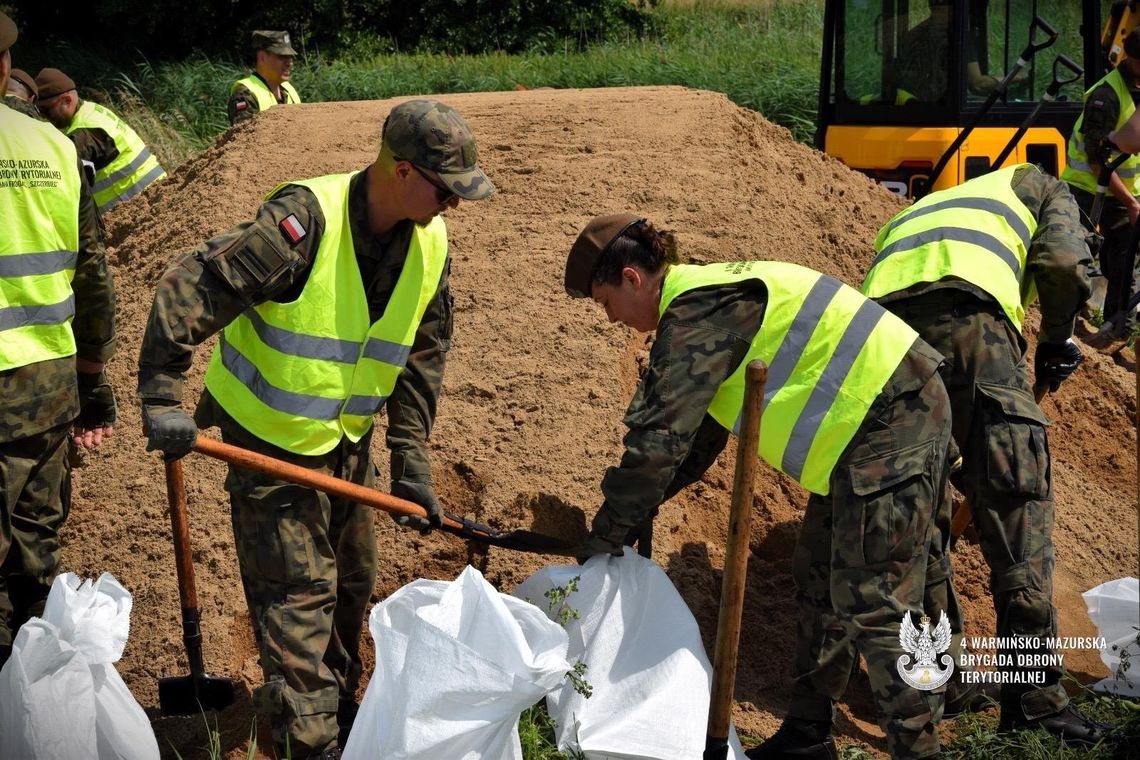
[205,228,301,303]
[976,382,1050,499]
[846,439,936,567]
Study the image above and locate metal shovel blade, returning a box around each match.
[158,672,236,715]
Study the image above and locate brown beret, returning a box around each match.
[1126,28,1140,61]
[9,68,37,98]
[0,11,16,53]
[565,213,644,298]
[35,67,77,100]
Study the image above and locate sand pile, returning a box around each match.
[63,86,1137,757]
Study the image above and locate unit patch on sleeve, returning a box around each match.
[279,214,307,244]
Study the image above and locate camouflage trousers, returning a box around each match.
[219,420,378,757]
[885,290,1067,720]
[0,422,71,664]
[1072,186,1138,325]
[786,340,951,759]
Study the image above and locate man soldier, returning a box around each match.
[862,164,1108,744]
[138,99,493,758]
[1061,27,1140,336]
[4,66,39,118]
[0,11,117,669]
[35,67,167,212]
[229,30,302,125]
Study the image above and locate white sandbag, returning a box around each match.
[1082,577,1140,697]
[0,572,159,760]
[514,548,746,760]
[343,565,571,760]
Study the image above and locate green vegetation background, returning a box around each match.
[4,0,823,169]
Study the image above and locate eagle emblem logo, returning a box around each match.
[896,611,954,690]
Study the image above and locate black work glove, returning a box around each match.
[391,480,442,534]
[141,402,198,459]
[574,532,625,565]
[1095,137,1123,169]
[76,371,117,427]
[1034,339,1083,392]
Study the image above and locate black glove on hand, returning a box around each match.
[76,371,117,427]
[1035,339,1083,392]
[574,532,625,565]
[391,480,442,534]
[142,403,197,459]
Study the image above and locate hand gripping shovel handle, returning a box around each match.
[950,383,1048,543]
[705,360,767,760]
[1091,146,1133,229]
[190,437,578,556]
[991,54,1083,170]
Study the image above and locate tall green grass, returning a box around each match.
[21,1,824,169]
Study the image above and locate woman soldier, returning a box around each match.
[566,214,951,760]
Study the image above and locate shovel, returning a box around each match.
[191,437,578,557]
[158,457,237,715]
[705,360,767,760]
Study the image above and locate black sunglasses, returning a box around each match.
[409,163,456,204]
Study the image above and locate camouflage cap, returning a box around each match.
[35,68,76,100]
[252,30,297,56]
[565,213,644,298]
[0,11,16,53]
[9,68,36,98]
[383,99,495,201]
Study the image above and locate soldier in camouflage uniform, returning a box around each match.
[1,11,117,669]
[228,31,301,126]
[1061,28,1140,335]
[567,215,952,759]
[4,67,41,119]
[138,99,493,759]
[862,164,1108,744]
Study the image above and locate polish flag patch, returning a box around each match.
[280,214,307,244]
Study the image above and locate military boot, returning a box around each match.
[745,718,838,760]
[998,696,1111,745]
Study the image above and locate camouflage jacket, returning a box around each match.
[875,165,1093,344]
[4,94,41,120]
[227,74,288,126]
[0,121,116,444]
[137,167,452,483]
[590,283,764,545]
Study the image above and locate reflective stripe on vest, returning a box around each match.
[230,76,302,112]
[204,172,448,455]
[862,165,1038,330]
[659,262,917,496]
[65,101,166,212]
[1061,68,1140,195]
[0,106,81,371]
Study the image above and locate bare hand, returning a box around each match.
[72,423,114,449]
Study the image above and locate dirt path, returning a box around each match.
[66,86,1138,757]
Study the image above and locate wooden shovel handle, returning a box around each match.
[191,437,463,530]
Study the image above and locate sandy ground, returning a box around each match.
[57,86,1139,757]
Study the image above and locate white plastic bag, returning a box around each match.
[514,548,746,760]
[0,572,159,760]
[1082,576,1140,697]
[343,565,571,760]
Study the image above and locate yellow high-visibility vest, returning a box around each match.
[862,165,1039,331]
[660,261,918,495]
[204,172,448,455]
[64,100,166,212]
[1061,68,1140,195]
[230,75,301,112]
[0,106,81,371]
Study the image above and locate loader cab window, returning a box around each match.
[832,0,957,124]
[964,0,1087,106]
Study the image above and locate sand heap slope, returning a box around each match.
[67,86,1138,756]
